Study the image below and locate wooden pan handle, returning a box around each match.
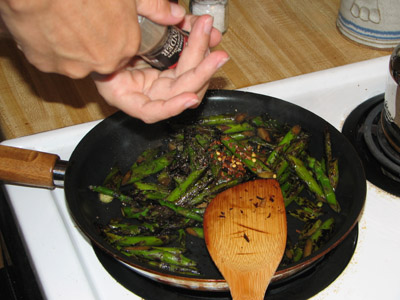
[0,145,60,189]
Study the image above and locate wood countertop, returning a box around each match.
[0,0,392,140]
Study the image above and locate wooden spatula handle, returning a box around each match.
[0,145,59,188]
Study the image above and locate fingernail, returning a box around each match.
[184,98,200,109]
[171,4,186,18]
[217,56,230,69]
[204,16,214,35]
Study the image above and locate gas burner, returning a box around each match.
[342,94,400,196]
[93,226,358,300]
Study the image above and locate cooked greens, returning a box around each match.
[90,112,339,275]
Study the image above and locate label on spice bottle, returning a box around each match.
[384,73,399,124]
[140,27,188,70]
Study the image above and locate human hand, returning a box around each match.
[0,0,186,78]
[93,15,229,123]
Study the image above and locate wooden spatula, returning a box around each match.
[203,179,287,300]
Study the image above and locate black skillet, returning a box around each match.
[0,90,366,291]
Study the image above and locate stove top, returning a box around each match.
[3,56,400,299]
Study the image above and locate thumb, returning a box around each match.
[136,0,186,25]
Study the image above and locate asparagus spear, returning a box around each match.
[311,160,341,213]
[304,217,335,255]
[187,177,244,206]
[220,135,275,178]
[105,232,175,247]
[131,147,160,169]
[150,246,186,255]
[121,206,151,219]
[197,114,238,126]
[299,219,323,240]
[107,220,159,236]
[217,122,255,134]
[309,217,335,244]
[147,261,200,275]
[284,184,304,207]
[165,167,207,203]
[328,159,339,190]
[267,125,301,166]
[89,185,132,203]
[186,227,204,239]
[122,248,197,267]
[134,182,170,193]
[229,131,255,141]
[195,132,211,148]
[324,128,333,165]
[158,200,204,222]
[287,154,325,201]
[250,115,264,127]
[125,150,176,184]
[289,207,323,222]
[324,128,339,189]
[174,171,214,206]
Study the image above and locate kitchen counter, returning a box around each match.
[0,0,392,140]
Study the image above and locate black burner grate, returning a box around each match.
[342,94,400,196]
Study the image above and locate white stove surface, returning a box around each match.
[3,56,400,299]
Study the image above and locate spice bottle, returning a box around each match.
[137,16,188,70]
[189,0,229,34]
[382,43,400,152]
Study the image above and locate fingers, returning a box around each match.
[180,15,222,48]
[155,50,228,93]
[136,0,186,25]
[112,91,200,123]
[175,15,214,75]
[164,50,228,103]
[93,68,200,123]
[121,93,201,123]
[179,51,229,89]
[208,26,223,48]
[173,14,227,80]
[92,10,230,124]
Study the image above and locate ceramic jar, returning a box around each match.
[337,0,400,49]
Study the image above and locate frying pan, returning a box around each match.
[0,90,366,291]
